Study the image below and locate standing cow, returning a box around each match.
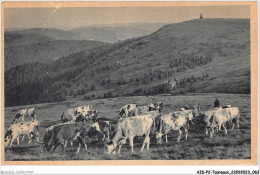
[61,105,93,122]
[208,106,240,138]
[4,120,40,147]
[155,111,190,144]
[105,114,155,154]
[13,108,36,123]
[119,104,138,118]
[41,122,101,153]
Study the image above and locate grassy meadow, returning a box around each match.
[4,93,251,161]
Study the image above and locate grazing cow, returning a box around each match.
[119,104,138,118]
[73,110,98,122]
[4,120,40,147]
[119,103,162,119]
[105,114,155,154]
[149,102,163,112]
[155,111,190,144]
[27,108,36,120]
[41,122,101,153]
[75,105,92,114]
[208,107,240,138]
[179,105,199,128]
[61,106,93,122]
[13,108,36,123]
[61,108,76,122]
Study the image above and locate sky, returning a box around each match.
[4,6,250,30]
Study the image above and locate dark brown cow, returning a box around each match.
[41,122,101,153]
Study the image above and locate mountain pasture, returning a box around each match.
[4,93,251,161]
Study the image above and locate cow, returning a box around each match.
[75,105,92,114]
[149,102,163,112]
[13,108,36,123]
[105,114,155,154]
[119,103,162,119]
[207,107,240,138]
[119,104,138,118]
[41,122,101,153]
[179,105,199,129]
[4,120,40,147]
[155,111,190,144]
[61,106,95,122]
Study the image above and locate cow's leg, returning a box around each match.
[222,124,227,135]
[209,128,214,138]
[70,141,73,147]
[177,129,182,142]
[102,134,105,142]
[147,136,150,150]
[232,123,235,130]
[141,136,149,152]
[77,136,87,152]
[218,123,222,132]
[118,144,122,154]
[64,141,68,148]
[21,135,25,142]
[129,136,134,153]
[76,145,81,153]
[51,141,61,154]
[28,136,32,144]
[165,134,168,143]
[187,122,189,130]
[184,127,188,140]
[10,137,15,147]
[16,137,20,145]
[205,128,209,135]
[60,143,65,154]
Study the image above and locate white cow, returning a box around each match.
[156,111,190,144]
[61,105,92,122]
[119,104,138,118]
[4,120,40,147]
[105,114,155,154]
[208,107,240,137]
[13,108,36,123]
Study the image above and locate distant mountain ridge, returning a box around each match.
[5,19,250,106]
[4,22,169,71]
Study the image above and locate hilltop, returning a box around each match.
[5,19,250,106]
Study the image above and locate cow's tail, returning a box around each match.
[109,122,112,131]
[61,112,65,122]
[32,109,36,120]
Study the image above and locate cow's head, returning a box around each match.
[157,102,163,112]
[101,121,111,141]
[105,138,126,154]
[104,140,117,154]
[83,105,92,112]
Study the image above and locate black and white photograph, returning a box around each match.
[1,1,258,166]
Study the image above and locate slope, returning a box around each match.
[5,19,250,106]
[4,40,108,71]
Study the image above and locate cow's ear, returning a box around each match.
[127,105,130,108]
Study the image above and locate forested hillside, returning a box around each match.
[4,39,108,71]
[5,19,250,106]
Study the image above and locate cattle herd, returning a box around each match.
[4,102,240,156]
